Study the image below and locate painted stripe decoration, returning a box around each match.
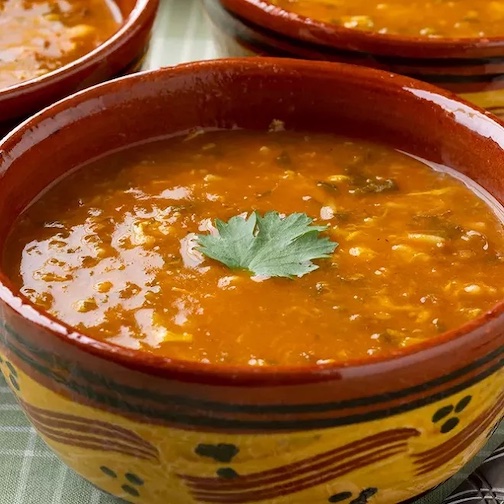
[178,428,419,503]
[414,392,504,476]
[3,321,504,431]
[19,399,159,462]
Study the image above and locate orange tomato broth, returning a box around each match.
[0,0,121,90]
[270,0,504,38]
[3,128,504,367]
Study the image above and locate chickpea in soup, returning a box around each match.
[4,129,504,366]
[271,0,504,38]
[0,0,121,89]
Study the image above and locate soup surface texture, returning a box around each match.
[4,129,504,366]
[271,0,504,38]
[0,0,121,89]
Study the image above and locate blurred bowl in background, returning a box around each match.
[203,0,504,118]
[0,0,159,136]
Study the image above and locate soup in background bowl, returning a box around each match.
[0,0,158,133]
[0,58,503,503]
[203,0,504,118]
[270,0,504,38]
[0,0,121,90]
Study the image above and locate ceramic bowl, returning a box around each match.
[0,58,503,504]
[0,0,159,135]
[203,0,504,118]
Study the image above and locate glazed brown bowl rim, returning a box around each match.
[0,0,159,102]
[219,0,504,57]
[1,57,504,382]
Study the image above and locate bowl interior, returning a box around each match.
[1,58,504,372]
[1,59,504,233]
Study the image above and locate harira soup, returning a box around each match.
[0,0,121,89]
[3,126,504,367]
[269,0,504,38]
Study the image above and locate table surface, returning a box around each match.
[0,0,503,502]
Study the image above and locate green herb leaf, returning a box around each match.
[196,211,338,278]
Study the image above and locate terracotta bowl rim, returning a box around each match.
[1,57,504,381]
[218,0,504,56]
[0,0,159,102]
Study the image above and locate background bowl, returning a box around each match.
[0,58,503,504]
[0,0,159,136]
[203,0,504,118]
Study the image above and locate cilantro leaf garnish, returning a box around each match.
[195,211,338,278]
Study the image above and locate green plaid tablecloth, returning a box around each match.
[1,0,503,502]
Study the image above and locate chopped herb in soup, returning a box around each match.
[0,0,121,89]
[271,0,504,38]
[4,129,504,366]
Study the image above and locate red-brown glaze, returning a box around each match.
[205,0,504,94]
[0,59,503,433]
[0,0,158,130]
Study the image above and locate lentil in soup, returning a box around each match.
[271,0,504,38]
[0,0,121,89]
[4,129,504,366]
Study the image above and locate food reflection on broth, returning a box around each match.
[270,0,504,38]
[3,128,504,366]
[0,0,121,89]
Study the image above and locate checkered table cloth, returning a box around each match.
[0,0,503,502]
